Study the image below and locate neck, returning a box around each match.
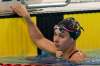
[63,41,77,59]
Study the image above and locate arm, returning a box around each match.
[10,3,59,54]
[24,16,58,54]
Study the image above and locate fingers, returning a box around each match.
[10,3,21,12]
[10,3,22,16]
[10,3,29,17]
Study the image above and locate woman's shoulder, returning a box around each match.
[69,50,87,63]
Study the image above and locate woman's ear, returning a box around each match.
[71,38,74,42]
[69,37,75,45]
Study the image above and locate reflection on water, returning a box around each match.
[0,55,76,66]
[0,50,100,66]
[79,49,100,65]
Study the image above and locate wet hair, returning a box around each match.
[56,17,84,40]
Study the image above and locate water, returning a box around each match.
[0,50,100,66]
[78,49,100,65]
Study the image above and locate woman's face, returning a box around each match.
[53,26,73,51]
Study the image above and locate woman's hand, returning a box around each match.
[10,3,30,17]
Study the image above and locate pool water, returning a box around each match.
[78,49,100,65]
[0,49,100,66]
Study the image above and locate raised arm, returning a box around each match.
[10,3,59,54]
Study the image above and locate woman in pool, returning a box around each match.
[11,3,87,63]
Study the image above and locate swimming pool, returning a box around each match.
[78,49,100,66]
[0,49,100,66]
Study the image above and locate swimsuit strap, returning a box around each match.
[68,50,79,59]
